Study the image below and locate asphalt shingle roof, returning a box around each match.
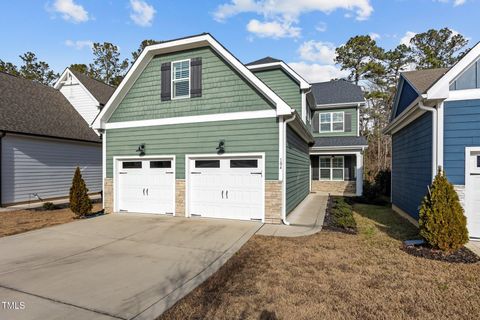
[245,56,282,66]
[313,136,368,148]
[401,68,450,94]
[71,70,116,106]
[0,72,100,143]
[311,79,365,105]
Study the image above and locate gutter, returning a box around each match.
[0,131,5,207]
[281,113,297,225]
[418,98,438,180]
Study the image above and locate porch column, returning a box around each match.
[355,151,363,196]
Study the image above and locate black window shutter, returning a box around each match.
[311,156,319,180]
[190,57,202,98]
[344,113,352,132]
[161,62,171,101]
[312,112,319,133]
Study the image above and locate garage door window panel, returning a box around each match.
[195,160,220,168]
[123,161,142,169]
[230,159,258,168]
[150,160,171,168]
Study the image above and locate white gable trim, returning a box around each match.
[93,34,292,129]
[247,61,311,90]
[427,42,480,100]
[54,68,100,106]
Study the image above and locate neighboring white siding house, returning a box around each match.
[1,134,101,205]
[59,74,99,125]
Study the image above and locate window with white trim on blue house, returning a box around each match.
[450,60,480,90]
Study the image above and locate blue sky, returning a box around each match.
[0,0,478,82]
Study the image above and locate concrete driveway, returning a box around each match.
[0,214,261,320]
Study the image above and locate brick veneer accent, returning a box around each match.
[312,180,356,196]
[265,180,282,224]
[175,179,185,217]
[104,178,113,214]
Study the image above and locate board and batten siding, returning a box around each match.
[1,134,101,205]
[285,126,310,214]
[109,47,274,123]
[106,118,279,180]
[444,99,480,185]
[253,68,302,118]
[391,112,432,218]
[312,107,358,137]
[60,81,99,125]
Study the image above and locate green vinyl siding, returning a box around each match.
[253,68,302,118]
[285,126,310,214]
[109,47,274,122]
[313,107,358,137]
[106,118,279,180]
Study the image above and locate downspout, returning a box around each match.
[0,131,5,207]
[282,113,296,225]
[418,100,438,180]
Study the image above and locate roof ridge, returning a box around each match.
[0,71,60,92]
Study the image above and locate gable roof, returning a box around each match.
[70,70,116,106]
[93,33,293,129]
[246,56,282,66]
[401,68,450,94]
[0,72,100,143]
[311,79,365,106]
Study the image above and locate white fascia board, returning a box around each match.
[94,34,292,129]
[247,62,311,90]
[105,110,276,130]
[315,101,366,109]
[383,96,423,135]
[55,68,100,106]
[310,145,367,151]
[427,42,480,100]
[446,88,480,101]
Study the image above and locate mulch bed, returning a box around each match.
[402,244,480,264]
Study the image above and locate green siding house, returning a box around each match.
[94,34,366,224]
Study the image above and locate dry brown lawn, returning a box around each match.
[160,203,480,320]
[0,203,102,237]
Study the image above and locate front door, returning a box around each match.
[466,148,480,239]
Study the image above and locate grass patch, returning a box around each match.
[159,203,480,320]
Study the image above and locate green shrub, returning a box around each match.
[419,169,469,252]
[42,202,57,210]
[69,167,92,218]
[329,197,357,230]
[362,180,382,202]
[375,169,391,197]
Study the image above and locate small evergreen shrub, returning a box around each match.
[329,197,357,230]
[362,180,382,203]
[42,202,57,210]
[375,169,391,197]
[419,169,469,252]
[69,167,92,218]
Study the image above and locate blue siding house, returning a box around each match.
[385,42,480,239]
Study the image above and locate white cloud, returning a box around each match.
[247,19,300,38]
[298,40,336,64]
[65,40,93,50]
[214,0,373,38]
[400,31,417,46]
[315,22,327,32]
[369,32,380,40]
[435,0,466,6]
[51,0,89,23]
[214,0,373,22]
[129,0,156,27]
[289,62,349,83]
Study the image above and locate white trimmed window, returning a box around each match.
[172,59,190,99]
[319,156,344,181]
[319,112,344,132]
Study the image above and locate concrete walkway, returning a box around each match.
[257,193,328,237]
[466,241,480,256]
[0,214,261,320]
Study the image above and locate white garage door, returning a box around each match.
[466,148,480,239]
[188,156,264,221]
[117,159,175,214]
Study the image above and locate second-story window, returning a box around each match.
[319,111,344,132]
[172,59,190,99]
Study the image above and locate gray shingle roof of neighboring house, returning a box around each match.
[0,72,100,143]
[245,56,282,66]
[313,136,368,148]
[71,70,116,106]
[401,68,450,94]
[311,79,365,105]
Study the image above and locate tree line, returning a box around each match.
[334,27,469,180]
[0,39,158,86]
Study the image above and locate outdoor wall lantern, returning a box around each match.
[216,140,225,154]
[136,143,145,156]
